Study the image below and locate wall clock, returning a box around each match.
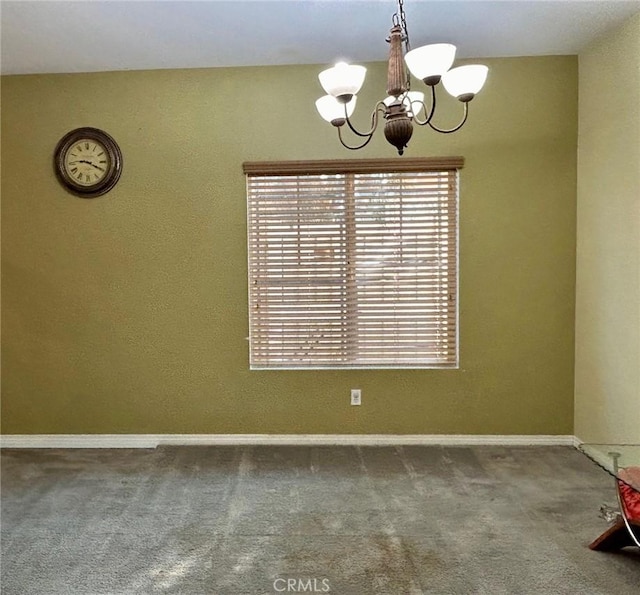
[54,127,122,198]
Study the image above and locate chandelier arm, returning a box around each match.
[428,101,469,134]
[412,85,437,126]
[337,125,376,150]
[411,101,430,126]
[344,101,387,138]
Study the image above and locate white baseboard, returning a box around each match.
[0,433,576,449]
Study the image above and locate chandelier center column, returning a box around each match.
[386,25,408,97]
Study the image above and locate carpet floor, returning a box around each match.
[1,445,639,594]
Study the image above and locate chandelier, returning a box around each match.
[315,0,488,155]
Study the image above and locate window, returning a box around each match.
[244,158,461,369]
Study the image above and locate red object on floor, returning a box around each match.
[618,466,640,521]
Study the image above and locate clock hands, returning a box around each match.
[69,159,105,172]
[87,162,106,172]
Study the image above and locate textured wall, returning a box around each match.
[1,56,577,435]
[575,13,640,443]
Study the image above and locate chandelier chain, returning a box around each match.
[397,0,411,52]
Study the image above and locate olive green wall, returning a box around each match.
[575,13,640,443]
[1,56,577,435]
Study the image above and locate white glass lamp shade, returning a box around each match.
[383,91,425,117]
[404,43,456,83]
[315,94,357,123]
[442,65,489,100]
[318,62,367,99]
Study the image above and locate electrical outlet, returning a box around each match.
[351,389,361,406]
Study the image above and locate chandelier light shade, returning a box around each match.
[383,91,425,117]
[318,62,367,100]
[315,0,489,155]
[441,65,489,100]
[404,43,456,84]
[315,95,357,124]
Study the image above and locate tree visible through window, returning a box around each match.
[244,158,461,369]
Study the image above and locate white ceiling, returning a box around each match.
[1,0,639,76]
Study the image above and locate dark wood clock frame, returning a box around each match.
[54,127,122,198]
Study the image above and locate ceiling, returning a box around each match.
[2,1,639,76]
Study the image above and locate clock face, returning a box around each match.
[54,127,122,198]
[63,139,111,187]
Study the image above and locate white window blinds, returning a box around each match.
[244,158,461,369]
